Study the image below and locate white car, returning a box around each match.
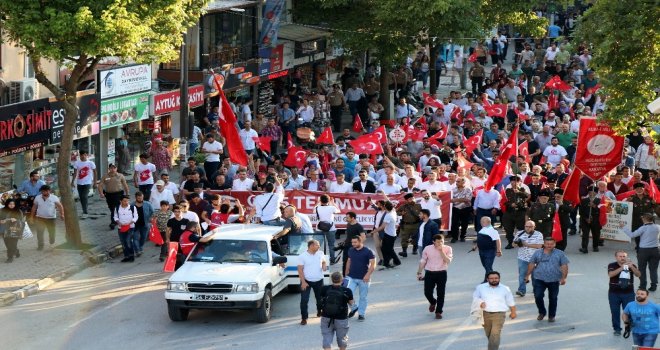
[165,224,330,323]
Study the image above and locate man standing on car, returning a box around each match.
[345,235,376,321]
[320,272,354,350]
[298,239,328,325]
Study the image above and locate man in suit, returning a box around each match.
[302,170,327,192]
[353,170,377,193]
[418,209,439,251]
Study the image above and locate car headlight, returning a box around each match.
[167,282,187,292]
[234,283,259,293]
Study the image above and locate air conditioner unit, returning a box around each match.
[9,78,38,104]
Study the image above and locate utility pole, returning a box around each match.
[179,31,189,141]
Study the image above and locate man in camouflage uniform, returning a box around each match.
[551,188,574,251]
[396,193,422,257]
[527,190,555,237]
[503,176,529,249]
[626,182,656,250]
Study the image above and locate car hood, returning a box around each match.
[170,262,269,283]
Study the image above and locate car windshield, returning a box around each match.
[188,239,270,263]
[284,234,327,256]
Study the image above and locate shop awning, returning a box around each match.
[205,0,258,13]
[277,24,331,42]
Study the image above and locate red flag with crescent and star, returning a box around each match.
[463,129,483,157]
[252,136,271,153]
[484,104,507,118]
[519,140,530,163]
[163,242,179,272]
[432,125,448,141]
[284,146,309,168]
[349,133,384,155]
[213,78,248,166]
[484,126,519,190]
[287,132,294,148]
[370,125,388,144]
[422,92,444,110]
[352,115,365,133]
[316,127,334,144]
[545,75,571,91]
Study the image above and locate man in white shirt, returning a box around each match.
[419,189,442,227]
[201,134,223,181]
[71,150,97,218]
[419,172,450,193]
[232,169,255,190]
[133,154,157,201]
[160,173,180,201]
[329,173,353,193]
[344,83,366,117]
[254,182,285,225]
[370,201,400,269]
[150,180,176,207]
[297,239,327,325]
[472,271,517,350]
[296,99,315,125]
[377,175,402,194]
[240,98,252,124]
[239,121,259,154]
[542,137,568,167]
[473,188,501,233]
[398,164,422,187]
[395,97,418,122]
[31,185,64,251]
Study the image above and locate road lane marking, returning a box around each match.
[436,315,474,350]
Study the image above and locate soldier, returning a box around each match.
[527,190,555,237]
[396,193,422,257]
[579,186,602,253]
[503,176,529,249]
[626,182,656,250]
[552,189,573,251]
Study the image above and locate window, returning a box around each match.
[201,8,256,68]
[24,54,35,78]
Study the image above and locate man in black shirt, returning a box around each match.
[166,205,190,244]
[608,250,641,336]
[274,205,302,247]
[341,212,366,273]
[320,271,354,350]
[182,171,210,199]
[181,157,206,180]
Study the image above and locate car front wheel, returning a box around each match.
[254,288,272,323]
[168,303,189,322]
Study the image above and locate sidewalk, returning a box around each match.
[0,165,183,303]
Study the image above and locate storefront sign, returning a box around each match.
[107,139,116,167]
[267,70,289,80]
[100,92,150,129]
[50,93,101,144]
[151,85,205,116]
[0,98,51,157]
[259,0,285,48]
[97,64,152,99]
[212,61,260,92]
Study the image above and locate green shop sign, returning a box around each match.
[100,92,150,129]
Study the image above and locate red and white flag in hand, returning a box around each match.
[484,104,507,118]
[414,116,428,130]
[484,126,519,190]
[422,92,444,110]
[433,125,448,140]
[287,132,294,149]
[547,92,559,111]
[519,140,531,163]
[213,77,248,166]
[649,178,660,203]
[551,212,564,243]
[370,125,388,145]
[284,146,309,168]
[316,127,334,144]
[481,93,492,107]
[349,133,384,155]
[545,75,571,91]
[456,154,473,172]
[585,83,602,99]
[450,106,462,120]
[616,190,635,201]
[252,136,272,154]
[163,242,179,272]
[412,129,428,142]
[561,167,582,206]
[463,129,483,157]
[514,108,529,122]
[352,115,365,133]
[499,186,508,214]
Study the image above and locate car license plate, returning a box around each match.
[194,294,224,301]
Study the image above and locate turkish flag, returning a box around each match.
[468,53,477,63]
[428,137,443,150]
[352,115,365,133]
[499,186,508,214]
[163,242,179,272]
[415,116,428,130]
[463,129,483,157]
[433,125,448,140]
[484,126,519,190]
[450,106,462,120]
[481,94,492,107]
[514,108,529,122]
[585,83,602,98]
[412,129,428,142]
[598,196,610,227]
[649,177,660,203]
[616,190,635,201]
[370,125,388,144]
[574,117,625,180]
[545,75,571,91]
[561,167,582,206]
[484,104,507,118]
[148,221,164,245]
[213,78,248,166]
[252,136,272,154]
[551,212,563,242]
[316,127,334,144]
[287,132,294,148]
[456,154,473,171]
[284,146,309,168]
[519,140,531,163]
[349,133,384,155]
[547,92,559,111]
[422,92,444,110]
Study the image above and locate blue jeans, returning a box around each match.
[134,224,149,252]
[118,228,136,258]
[189,142,198,155]
[633,333,658,347]
[300,279,323,320]
[608,292,635,332]
[348,100,359,117]
[517,259,529,294]
[347,277,369,316]
[479,249,496,280]
[317,230,336,261]
[532,279,560,318]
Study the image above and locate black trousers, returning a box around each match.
[637,247,660,289]
[330,105,344,132]
[580,220,601,250]
[105,191,124,225]
[502,210,525,244]
[3,236,18,258]
[300,279,324,320]
[471,77,484,95]
[424,270,447,313]
[381,234,400,267]
[450,207,471,240]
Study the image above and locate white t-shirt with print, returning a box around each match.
[134,162,156,185]
[74,160,96,185]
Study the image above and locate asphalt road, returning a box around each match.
[0,234,654,350]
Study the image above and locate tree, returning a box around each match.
[0,1,207,247]
[573,0,660,132]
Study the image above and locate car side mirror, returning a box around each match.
[272,256,287,266]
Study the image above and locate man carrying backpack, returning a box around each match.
[320,271,354,350]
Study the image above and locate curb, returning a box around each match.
[0,244,124,307]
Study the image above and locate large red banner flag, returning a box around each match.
[574,117,625,180]
[484,126,519,190]
[163,242,179,272]
[213,78,249,166]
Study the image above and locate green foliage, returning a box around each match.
[573,0,660,133]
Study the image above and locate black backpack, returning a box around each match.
[323,287,347,318]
